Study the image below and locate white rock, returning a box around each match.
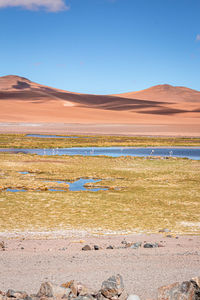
[127,295,141,300]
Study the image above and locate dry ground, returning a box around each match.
[0,234,200,300]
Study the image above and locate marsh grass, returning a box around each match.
[1,134,200,149]
[0,153,199,234]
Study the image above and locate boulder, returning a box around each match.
[61,280,78,297]
[180,280,200,299]
[73,296,95,300]
[96,292,108,300]
[118,290,128,300]
[157,280,200,300]
[37,282,70,298]
[6,290,28,299]
[127,295,140,300]
[101,275,124,299]
[24,297,32,300]
[192,278,200,288]
[157,282,180,299]
[61,281,94,298]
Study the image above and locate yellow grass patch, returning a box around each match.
[0,153,199,234]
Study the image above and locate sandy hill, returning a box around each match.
[0,75,200,125]
[114,84,200,103]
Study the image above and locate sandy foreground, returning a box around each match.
[1,122,200,137]
[0,233,200,299]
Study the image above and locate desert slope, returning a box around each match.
[114,84,200,103]
[0,75,200,127]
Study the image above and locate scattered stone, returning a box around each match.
[143,243,158,248]
[0,241,6,251]
[130,243,142,249]
[82,245,91,251]
[124,243,132,248]
[106,246,114,250]
[82,245,92,251]
[159,228,171,233]
[94,245,99,251]
[101,274,124,299]
[127,295,141,300]
[37,282,70,298]
[157,243,165,248]
[121,240,127,245]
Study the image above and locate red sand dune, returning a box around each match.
[0,75,200,131]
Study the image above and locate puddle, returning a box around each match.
[6,188,26,192]
[67,178,107,192]
[3,177,108,193]
[26,134,92,139]
[1,147,200,160]
[48,188,66,192]
[45,178,108,192]
[18,171,29,175]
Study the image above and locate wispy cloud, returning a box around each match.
[0,0,69,12]
[196,34,200,41]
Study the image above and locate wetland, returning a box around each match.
[0,146,200,234]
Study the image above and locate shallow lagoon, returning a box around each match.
[1,147,200,160]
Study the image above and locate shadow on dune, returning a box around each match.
[12,81,31,90]
[0,86,190,115]
[139,108,188,115]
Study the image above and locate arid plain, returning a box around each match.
[0,75,200,299]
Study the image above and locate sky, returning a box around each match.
[0,0,200,94]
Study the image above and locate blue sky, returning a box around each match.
[0,0,200,94]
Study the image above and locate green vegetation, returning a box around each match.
[0,152,199,234]
[0,134,200,149]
